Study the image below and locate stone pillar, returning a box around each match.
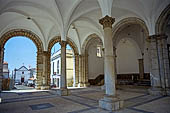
[78,55,84,87]
[0,48,4,103]
[41,51,51,90]
[113,46,117,85]
[73,54,79,87]
[138,59,144,80]
[57,41,70,96]
[101,48,106,90]
[35,51,43,89]
[36,51,50,90]
[84,53,90,87]
[99,15,123,111]
[148,34,170,95]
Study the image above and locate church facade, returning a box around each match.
[14,66,35,84]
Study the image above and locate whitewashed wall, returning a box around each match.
[88,41,104,79]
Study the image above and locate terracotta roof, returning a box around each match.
[3,62,8,64]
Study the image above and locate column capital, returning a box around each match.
[42,51,50,56]
[60,41,67,47]
[99,15,115,29]
[148,34,168,40]
[74,53,79,57]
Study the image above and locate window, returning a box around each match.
[57,60,59,74]
[97,45,102,57]
[22,71,24,74]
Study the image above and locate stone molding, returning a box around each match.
[148,34,168,40]
[48,36,61,52]
[99,15,115,29]
[0,29,43,52]
[156,4,170,34]
[0,29,44,90]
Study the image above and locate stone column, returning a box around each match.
[73,53,79,87]
[0,48,4,103]
[41,51,51,90]
[148,34,170,95]
[113,46,117,85]
[36,51,50,90]
[35,51,43,89]
[138,59,144,80]
[78,55,84,87]
[101,48,105,90]
[57,41,70,96]
[84,53,90,87]
[99,15,123,111]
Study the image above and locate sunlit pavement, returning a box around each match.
[0,85,170,113]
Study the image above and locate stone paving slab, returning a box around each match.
[0,86,170,113]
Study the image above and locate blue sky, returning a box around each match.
[4,36,72,75]
[4,36,37,74]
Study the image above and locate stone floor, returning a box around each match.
[0,85,170,113]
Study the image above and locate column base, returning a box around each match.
[99,95,124,111]
[41,86,50,90]
[57,88,70,96]
[84,82,90,87]
[35,85,41,90]
[148,87,167,96]
[78,82,90,87]
[73,83,79,87]
[35,85,50,90]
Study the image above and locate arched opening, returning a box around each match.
[113,21,150,86]
[66,44,74,87]
[50,42,61,88]
[82,34,104,86]
[48,37,78,88]
[155,4,170,90]
[0,29,43,91]
[156,4,170,67]
[3,36,37,90]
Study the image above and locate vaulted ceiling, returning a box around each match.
[0,0,169,53]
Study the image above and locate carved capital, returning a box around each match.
[99,15,115,29]
[60,41,67,47]
[74,53,79,57]
[42,51,50,56]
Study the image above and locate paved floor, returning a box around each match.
[0,85,170,113]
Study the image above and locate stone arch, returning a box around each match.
[112,17,149,54]
[112,18,150,83]
[0,29,43,51]
[82,33,103,55]
[156,4,170,34]
[0,29,44,90]
[112,17,149,42]
[47,36,79,87]
[81,33,104,86]
[67,38,79,55]
[47,36,61,52]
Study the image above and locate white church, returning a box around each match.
[14,66,36,84]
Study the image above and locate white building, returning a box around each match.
[14,66,35,84]
[51,49,74,87]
